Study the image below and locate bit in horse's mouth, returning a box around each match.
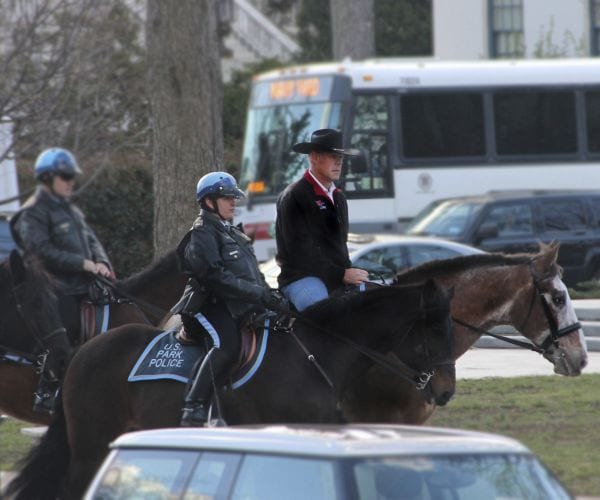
[547,350,581,377]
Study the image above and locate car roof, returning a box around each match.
[433,189,600,205]
[110,424,529,457]
[346,233,483,253]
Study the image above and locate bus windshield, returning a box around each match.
[239,101,344,197]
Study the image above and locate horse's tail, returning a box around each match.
[3,393,70,500]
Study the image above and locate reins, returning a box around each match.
[92,274,171,323]
[273,295,442,392]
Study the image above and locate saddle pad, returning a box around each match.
[127,330,203,383]
[127,318,270,388]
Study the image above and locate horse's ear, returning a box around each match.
[9,250,26,284]
[422,278,438,302]
[534,241,560,276]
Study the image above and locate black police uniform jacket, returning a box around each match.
[171,210,268,320]
[10,187,112,295]
[275,170,351,292]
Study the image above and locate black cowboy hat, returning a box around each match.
[292,128,359,156]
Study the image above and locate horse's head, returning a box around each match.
[397,279,456,406]
[518,242,588,376]
[0,250,61,353]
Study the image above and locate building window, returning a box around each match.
[592,0,600,55]
[489,0,524,58]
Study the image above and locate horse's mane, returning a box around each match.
[0,254,58,330]
[302,282,441,328]
[394,251,535,285]
[117,250,180,294]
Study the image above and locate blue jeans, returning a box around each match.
[282,276,328,311]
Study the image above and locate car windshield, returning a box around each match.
[406,200,483,238]
[91,450,572,500]
[352,454,572,500]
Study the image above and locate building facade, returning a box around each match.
[434,0,600,59]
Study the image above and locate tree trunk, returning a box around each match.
[330,0,375,60]
[146,0,223,256]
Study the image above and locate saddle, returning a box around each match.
[175,313,276,370]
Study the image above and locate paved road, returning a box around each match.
[457,347,600,378]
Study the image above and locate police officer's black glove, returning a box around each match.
[261,288,289,312]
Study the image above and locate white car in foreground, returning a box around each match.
[84,424,572,499]
[260,233,484,288]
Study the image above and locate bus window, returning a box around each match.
[400,92,485,159]
[494,90,577,155]
[344,95,390,195]
[585,90,600,153]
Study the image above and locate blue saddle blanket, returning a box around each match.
[127,319,270,388]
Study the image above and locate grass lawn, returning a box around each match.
[2,374,599,496]
[430,373,600,496]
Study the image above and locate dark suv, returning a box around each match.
[405,190,600,286]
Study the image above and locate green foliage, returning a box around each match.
[375,0,432,56]
[296,0,332,62]
[533,18,586,58]
[77,156,154,278]
[569,280,600,299]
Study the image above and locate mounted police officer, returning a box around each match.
[10,147,113,414]
[172,171,288,427]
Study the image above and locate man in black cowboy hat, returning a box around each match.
[275,128,369,311]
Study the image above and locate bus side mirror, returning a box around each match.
[474,222,499,244]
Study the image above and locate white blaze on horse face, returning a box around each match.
[541,276,588,375]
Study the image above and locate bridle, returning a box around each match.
[453,259,581,354]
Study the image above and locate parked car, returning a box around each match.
[0,213,16,260]
[84,424,572,500]
[405,190,600,286]
[259,233,483,288]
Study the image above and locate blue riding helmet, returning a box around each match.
[34,148,82,179]
[196,172,245,202]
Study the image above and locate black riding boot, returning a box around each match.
[181,347,230,427]
[33,328,72,415]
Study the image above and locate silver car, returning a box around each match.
[84,424,572,500]
[260,233,484,288]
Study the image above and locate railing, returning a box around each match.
[231,0,299,60]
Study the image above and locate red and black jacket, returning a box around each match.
[275,170,351,292]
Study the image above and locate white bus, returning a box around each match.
[236,58,600,261]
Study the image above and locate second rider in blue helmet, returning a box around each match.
[10,148,114,415]
[171,171,288,427]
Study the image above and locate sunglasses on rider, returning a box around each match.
[58,173,76,181]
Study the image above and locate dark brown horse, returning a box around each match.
[6,280,455,500]
[342,242,588,424]
[0,250,185,424]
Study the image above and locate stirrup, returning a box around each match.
[181,402,209,427]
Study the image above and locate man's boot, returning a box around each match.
[33,328,72,415]
[181,347,230,427]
